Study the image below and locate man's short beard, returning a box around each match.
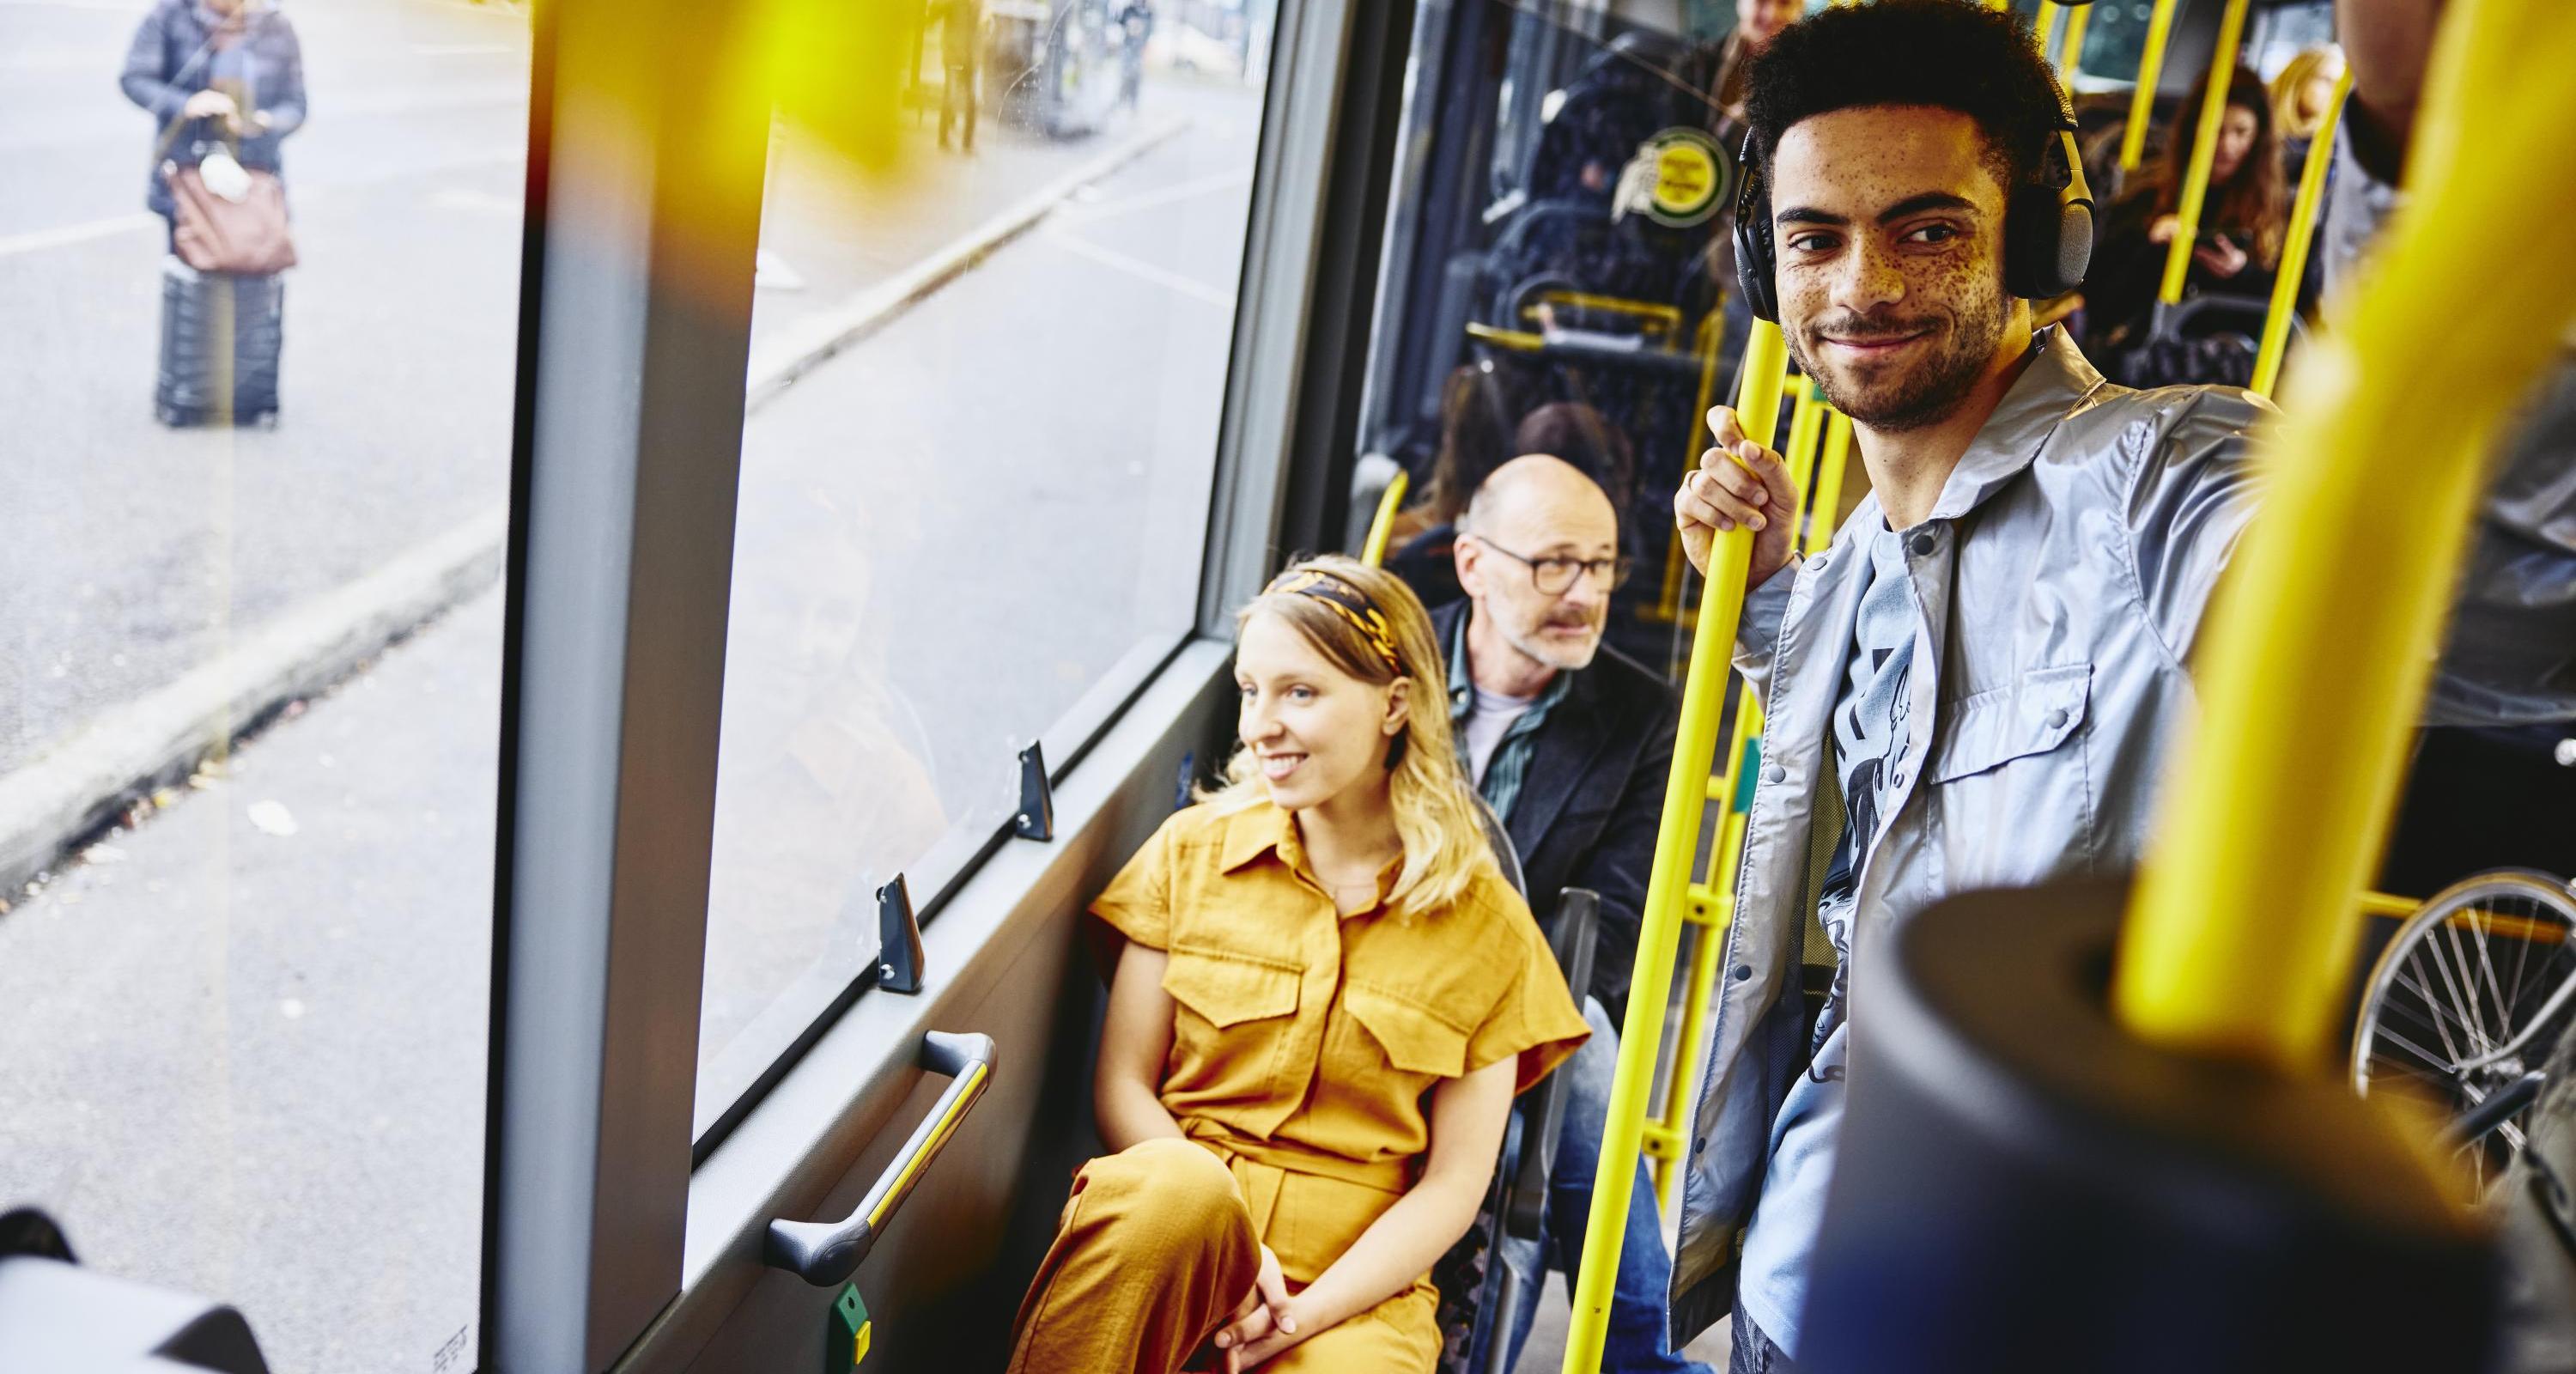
[1502,617,1601,672]
[1794,282,2013,433]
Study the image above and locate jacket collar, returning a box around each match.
[1923,325,2111,524]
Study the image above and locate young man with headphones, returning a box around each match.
[1658,3,2234,1368]
[1663,3,2573,1369]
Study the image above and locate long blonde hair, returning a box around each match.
[2269,46,2344,142]
[1200,555,1495,921]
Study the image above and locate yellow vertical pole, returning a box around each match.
[2054,0,2090,75]
[2033,2,2061,56]
[2119,0,2183,172]
[1661,312,1733,620]
[2158,0,2252,305]
[1647,378,1823,1207]
[1358,467,1410,566]
[1561,322,1788,1374]
[2249,70,2353,398]
[2117,0,2576,1066]
[1808,410,1853,551]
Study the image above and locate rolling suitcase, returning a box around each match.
[156,255,283,428]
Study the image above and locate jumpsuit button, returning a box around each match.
[2046,708,2071,730]
[1761,764,1786,785]
[1732,964,1753,982]
[1808,554,1829,573]
[1907,530,1938,557]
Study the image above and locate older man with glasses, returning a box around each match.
[1431,454,1700,1373]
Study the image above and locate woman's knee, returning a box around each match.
[1074,1138,1248,1250]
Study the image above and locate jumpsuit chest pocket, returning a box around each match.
[1342,982,1472,1079]
[1163,946,1302,1030]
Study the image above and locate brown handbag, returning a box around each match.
[165,160,297,276]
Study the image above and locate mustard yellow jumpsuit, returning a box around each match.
[1008,799,1591,1373]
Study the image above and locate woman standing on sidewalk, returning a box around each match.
[120,0,307,426]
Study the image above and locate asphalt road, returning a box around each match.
[0,19,1265,1370]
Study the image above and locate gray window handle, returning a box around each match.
[763,1030,996,1286]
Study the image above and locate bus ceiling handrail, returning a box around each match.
[2157,0,2251,307]
[1559,320,1790,1373]
[763,1030,995,1286]
[2251,68,2353,398]
[2116,0,2576,1069]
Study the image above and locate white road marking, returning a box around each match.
[1041,226,1235,311]
[0,212,158,259]
[1051,168,1250,227]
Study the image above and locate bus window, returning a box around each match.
[0,1,532,1369]
[690,3,1279,1140]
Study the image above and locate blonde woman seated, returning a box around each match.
[1008,556,1591,1373]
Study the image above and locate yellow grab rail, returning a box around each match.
[1561,321,1789,1372]
[2250,69,2353,398]
[2033,2,2060,56]
[2053,0,2089,76]
[2119,0,2183,172]
[2117,0,2576,1067]
[1811,411,1853,545]
[1647,379,1829,1207]
[2158,0,2251,306]
[1656,312,1735,623]
[1358,467,1409,567]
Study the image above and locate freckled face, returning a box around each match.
[1768,106,2016,433]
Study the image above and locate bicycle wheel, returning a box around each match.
[2353,869,2576,1194]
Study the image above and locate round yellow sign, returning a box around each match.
[1640,128,1728,228]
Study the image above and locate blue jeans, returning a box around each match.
[1473,999,1716,1374]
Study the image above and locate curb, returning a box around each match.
[0,508,508,899]
[0,115,1192,903]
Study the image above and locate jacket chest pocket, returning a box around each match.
[1342,982,1472,1082]
[1924,663,2095,882]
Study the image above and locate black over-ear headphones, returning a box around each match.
[1732,117,2095,324]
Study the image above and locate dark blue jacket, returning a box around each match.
[121,0,307,220]
[1430,599,1678,1022]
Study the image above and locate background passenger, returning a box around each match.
[1009,556,1589,1374]
[2081,64,2287,380]
[1437,458,1696,1374]
[2269,44,2345,159]
[1388,361,1526,605]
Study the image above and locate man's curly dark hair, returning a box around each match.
[1744,0,2070,195]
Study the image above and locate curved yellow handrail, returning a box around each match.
[1358,466,1409,568]
[1561,321,1789,1373]
[2250,69,2353,398]
[2158,0,2251,306]
[2118,0,2576,1067]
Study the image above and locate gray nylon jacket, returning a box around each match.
[1665,324,2576,1341]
